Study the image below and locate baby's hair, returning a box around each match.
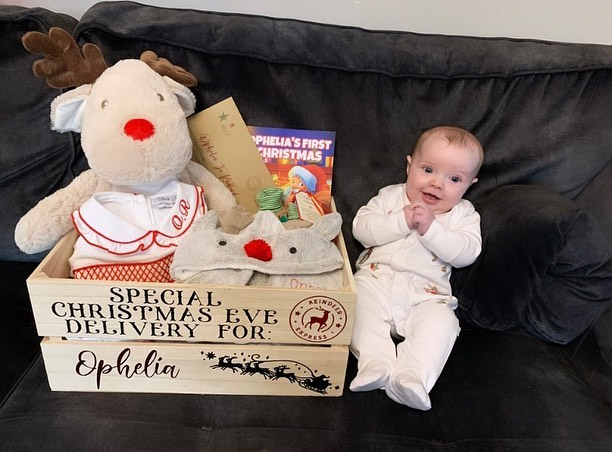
[412,126,484,174]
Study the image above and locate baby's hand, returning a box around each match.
[403,205,416,229]
[411,202,435,235]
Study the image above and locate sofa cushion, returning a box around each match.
[3,335,612,450]
[73,1,612,266]
[452,184,612,344]
[574,160,612,247]
[0,6,87,262]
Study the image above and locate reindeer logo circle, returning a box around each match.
[290,296,347,343]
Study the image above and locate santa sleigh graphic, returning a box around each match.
[206,352,333,394]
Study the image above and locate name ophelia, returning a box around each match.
[75,348,180,390]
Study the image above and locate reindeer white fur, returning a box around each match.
[15,28,236,255]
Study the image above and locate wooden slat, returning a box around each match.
[41,337,349,396]
[27,202,356,346]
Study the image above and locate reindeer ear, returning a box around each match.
[163,76,196,116]
[50,84,92,132]
[192,210,219,232]
[311,212,342,241]
[244,211,285,237]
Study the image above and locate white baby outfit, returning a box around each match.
[350,183,481,410]
[70,180,206,282]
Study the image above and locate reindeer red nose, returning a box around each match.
[244,239,273,261]
[124,118,155,141]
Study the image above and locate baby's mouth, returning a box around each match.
[422,192,440,204]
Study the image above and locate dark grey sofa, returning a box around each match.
[1,2,611,450]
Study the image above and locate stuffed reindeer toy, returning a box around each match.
[15,27,237,282]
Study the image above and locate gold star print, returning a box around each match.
[218,112,229,121]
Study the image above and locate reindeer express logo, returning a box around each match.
[290,295,347,343]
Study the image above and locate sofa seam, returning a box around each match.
[73,24,612,80]
[0,7,75,33]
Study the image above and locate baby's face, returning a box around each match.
[406,135,479,214]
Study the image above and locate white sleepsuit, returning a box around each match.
[350,183,481,409]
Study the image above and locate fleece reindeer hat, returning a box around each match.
[15,27,236,255]
[171,210,345,289]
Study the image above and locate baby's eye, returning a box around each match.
[450,176,462,183]
[423,166,433,174]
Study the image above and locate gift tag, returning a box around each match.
[295,191,324,223]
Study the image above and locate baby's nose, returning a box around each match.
[430,177,443,188]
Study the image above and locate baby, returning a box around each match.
[349,126,483,410]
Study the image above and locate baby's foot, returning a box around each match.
[349,360,390,392]
[385,369,431,410]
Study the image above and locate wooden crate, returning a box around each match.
[41,337,349,396]
[27,214,357,396]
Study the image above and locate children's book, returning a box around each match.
[247,126,336,215]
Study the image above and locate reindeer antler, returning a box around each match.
[22,27,107,89]
[140,50,198,87]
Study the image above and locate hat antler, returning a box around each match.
[22,27,108,89]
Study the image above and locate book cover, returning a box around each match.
[248,126,336,214]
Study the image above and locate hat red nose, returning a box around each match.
[124,118,155,141]
[244,239,273,261]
